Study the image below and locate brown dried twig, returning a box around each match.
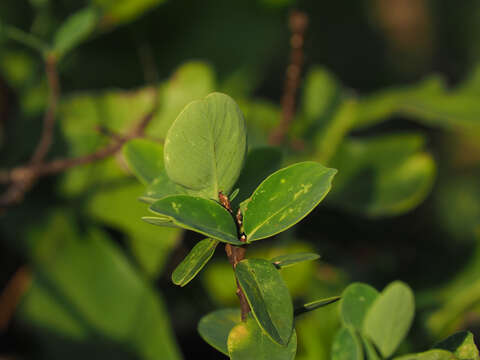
[269,10,309,146]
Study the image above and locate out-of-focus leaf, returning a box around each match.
[123,139,164,185]
[233,146,283,207]
[363,281,415,358]
[164,93,247,200]
[202,261,237,306]
[271,252,320,269]
[242,100,280,148]
[227,316,297,360]
[141,216,178,228]
[53,7,98,58]
[150,195,241,245]
[340,282,379,331]
[235,258,293,345]
[93,0,165,27]
[18,218,181,360]
[394,350,457,360]
[243,162,337,242]
[198,308,241,356]
[331,327,363,360]
[362,336,381,360]
[295,296,340,316]
[0,50,36,89]
[328,133,436,217]
[434,331,480,360]
[0,21,49,52]
[171,238,218,287]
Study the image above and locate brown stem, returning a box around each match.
[0,266,31,332]
[219,193,250,321]
[269,10,308,146]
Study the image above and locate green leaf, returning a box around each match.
[328,134,436,217]
[271,252,320,269]
[141,216,178,228]
[53,7,98,57]
[295,296,341,316]
[394,349,458,360]
[0,22,49,53]
[198,308,241,356]
[123,139,164,185]
[243,162,337,242]
[142,172,192,203]
[332,327,364,360]
[340,282,379,331]
[149,195,241,245]
[233,146,283,206]
[227,316,297,360]
[164,92,247,200]
[172,238,218,286]
[434,331,480,360]
[363,281,415,358]
[235,258,293,345]
[93,0,165,27]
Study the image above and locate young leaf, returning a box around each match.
[53,7,98,57]
[142,216,179,228]
[227,316,297,360]
[434,331,480,360]
[271,252,321,269]
[243,162,337,242]
[340,282,379,331]
[198,308,241,355]
[164,92,247,200]
[332,326,364,360]
[235,258,293,345]
[149,195,242,245]
[363,281,415,358]
[394,349,457,360]
[123,139,164,185]
[172,238,218,287]
[232,146,283,206]
[295,296,341,316]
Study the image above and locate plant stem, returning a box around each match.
[219,192,251,321]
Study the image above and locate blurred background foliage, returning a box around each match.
[1,0,480,359]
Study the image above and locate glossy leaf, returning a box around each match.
[271,252,321,269]
[164,92,247,200]
[434,331,480,360]
[363,281,415,358]
[150,195,241,245]
[243,162,337,242]
[332,327,364,360]
[340,283,379,331]
[394,350,457,360]
[328,134,436,217]
[235,259,294,345]
[172,238,218,286]
[198,308,241,356]
[233,146,283,206]
[295,296,340,316]
[123,139,164,185]
[227,316,297,360]
[54,7,98,57]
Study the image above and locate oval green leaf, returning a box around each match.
[271,252,320,269]
[394,349,457,360]
[149,195,241,245]
[172,238,218,286]
[164,92,247,200]
[434,331,480,360]
[362,336,381,360]
[142,216,179,228]
[295,296,341,316]
[198,308,241,356]
[340,282,380,331]
[227,316,297,360]
[243,162,337,242]
[332,326,364,360]
[363,281,415,358]
[235,258,293,345]
[123,139,164,185]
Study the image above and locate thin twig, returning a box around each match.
[269,10,309,146]
[0,267,31,332]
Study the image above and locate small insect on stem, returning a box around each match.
[218,191,232,213]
